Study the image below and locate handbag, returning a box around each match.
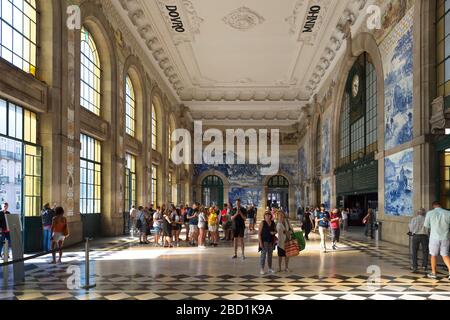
[285,239,300,257]
[292,231,306,251]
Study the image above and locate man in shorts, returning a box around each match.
[424,201,450,280]
[231,199,247,260]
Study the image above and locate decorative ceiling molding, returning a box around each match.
[222,6,265,32]
[305,0,368,96]
[99,0,181,107]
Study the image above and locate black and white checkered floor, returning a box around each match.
[1,228,449,300]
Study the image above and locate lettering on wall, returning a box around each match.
[303,5,321,33]
[165,6,185,33]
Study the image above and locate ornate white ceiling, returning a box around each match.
[112,0,368,123]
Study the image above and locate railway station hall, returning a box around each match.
[1,0,450,303]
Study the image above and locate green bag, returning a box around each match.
[292,231,306,252]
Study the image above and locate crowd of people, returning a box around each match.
[2,197,448,280]
[128,200,258,252]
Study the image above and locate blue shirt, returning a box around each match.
[317,211,330,228]
[187,208,198,225]
[424,207,450,241]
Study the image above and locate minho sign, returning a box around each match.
[165,6,185,33]
[302,5,321,33]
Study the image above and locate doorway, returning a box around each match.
[267,175,289,211]
[201,175,224,209]
[337,193,378,226]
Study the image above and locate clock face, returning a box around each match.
[352,74,360,97]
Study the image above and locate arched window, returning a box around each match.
[267,175,289,188]
[202,175,223,208]
[80,26,101,115]
[125,75,136,137]
[0,0,37,75]
[338,53,377,167]
[151,104,157,150]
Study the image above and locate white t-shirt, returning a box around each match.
[153,211,163,227]
[130,208,138,219]
[341,211,348,220]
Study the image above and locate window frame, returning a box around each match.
[125,76,136,137]
[80,26,102,116]
[0,0,38,76]
[79,133,102,215]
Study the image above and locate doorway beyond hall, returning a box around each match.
[201,175,224,209]
[267,175,289,212]
[337,193,378,226]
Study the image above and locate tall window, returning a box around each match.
[151,166,157,205]
[80,27,101,115]
[0,98,40,216]
[80,134,101,215]
[125,153,136,211]
[315,118,322,177]
[0,0,37,75]
[168,172,172,204]
[437,0,450,98]
[338,53,377,167]
[125,76,136,137]
[151,104,157,150]
[168,123,173,159]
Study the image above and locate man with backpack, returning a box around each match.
[41,203,55,252]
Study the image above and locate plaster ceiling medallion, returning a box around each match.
[222,6,265,31]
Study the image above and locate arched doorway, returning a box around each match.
[267,175,289,211]
[201,175,224,208]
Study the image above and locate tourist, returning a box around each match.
[302,207,314,240]
[182,204,190,242]
[153,206,163,246]
[247,205,256,232]
[363,209,375,239]
[208,207,219,246]
[316,204,330,253]
[171,206,182,247]
[231,199,247,260]
[330,208,341,250]
[187,202,199,246]
[424,201,450,280]
[312,206,320,232]
[408,209,429,272]
[297,206,304,226]
[258,211,276,275]
[222,204,233,241]
[198,206,207,249]
[341,208,349,233]
[137,206,149,244]
[276,210,293,272]
[41,203,55,252]
[129,205,138,235]
[0,202,11,259]
[162,209,173,248]
[51,206,68,264]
